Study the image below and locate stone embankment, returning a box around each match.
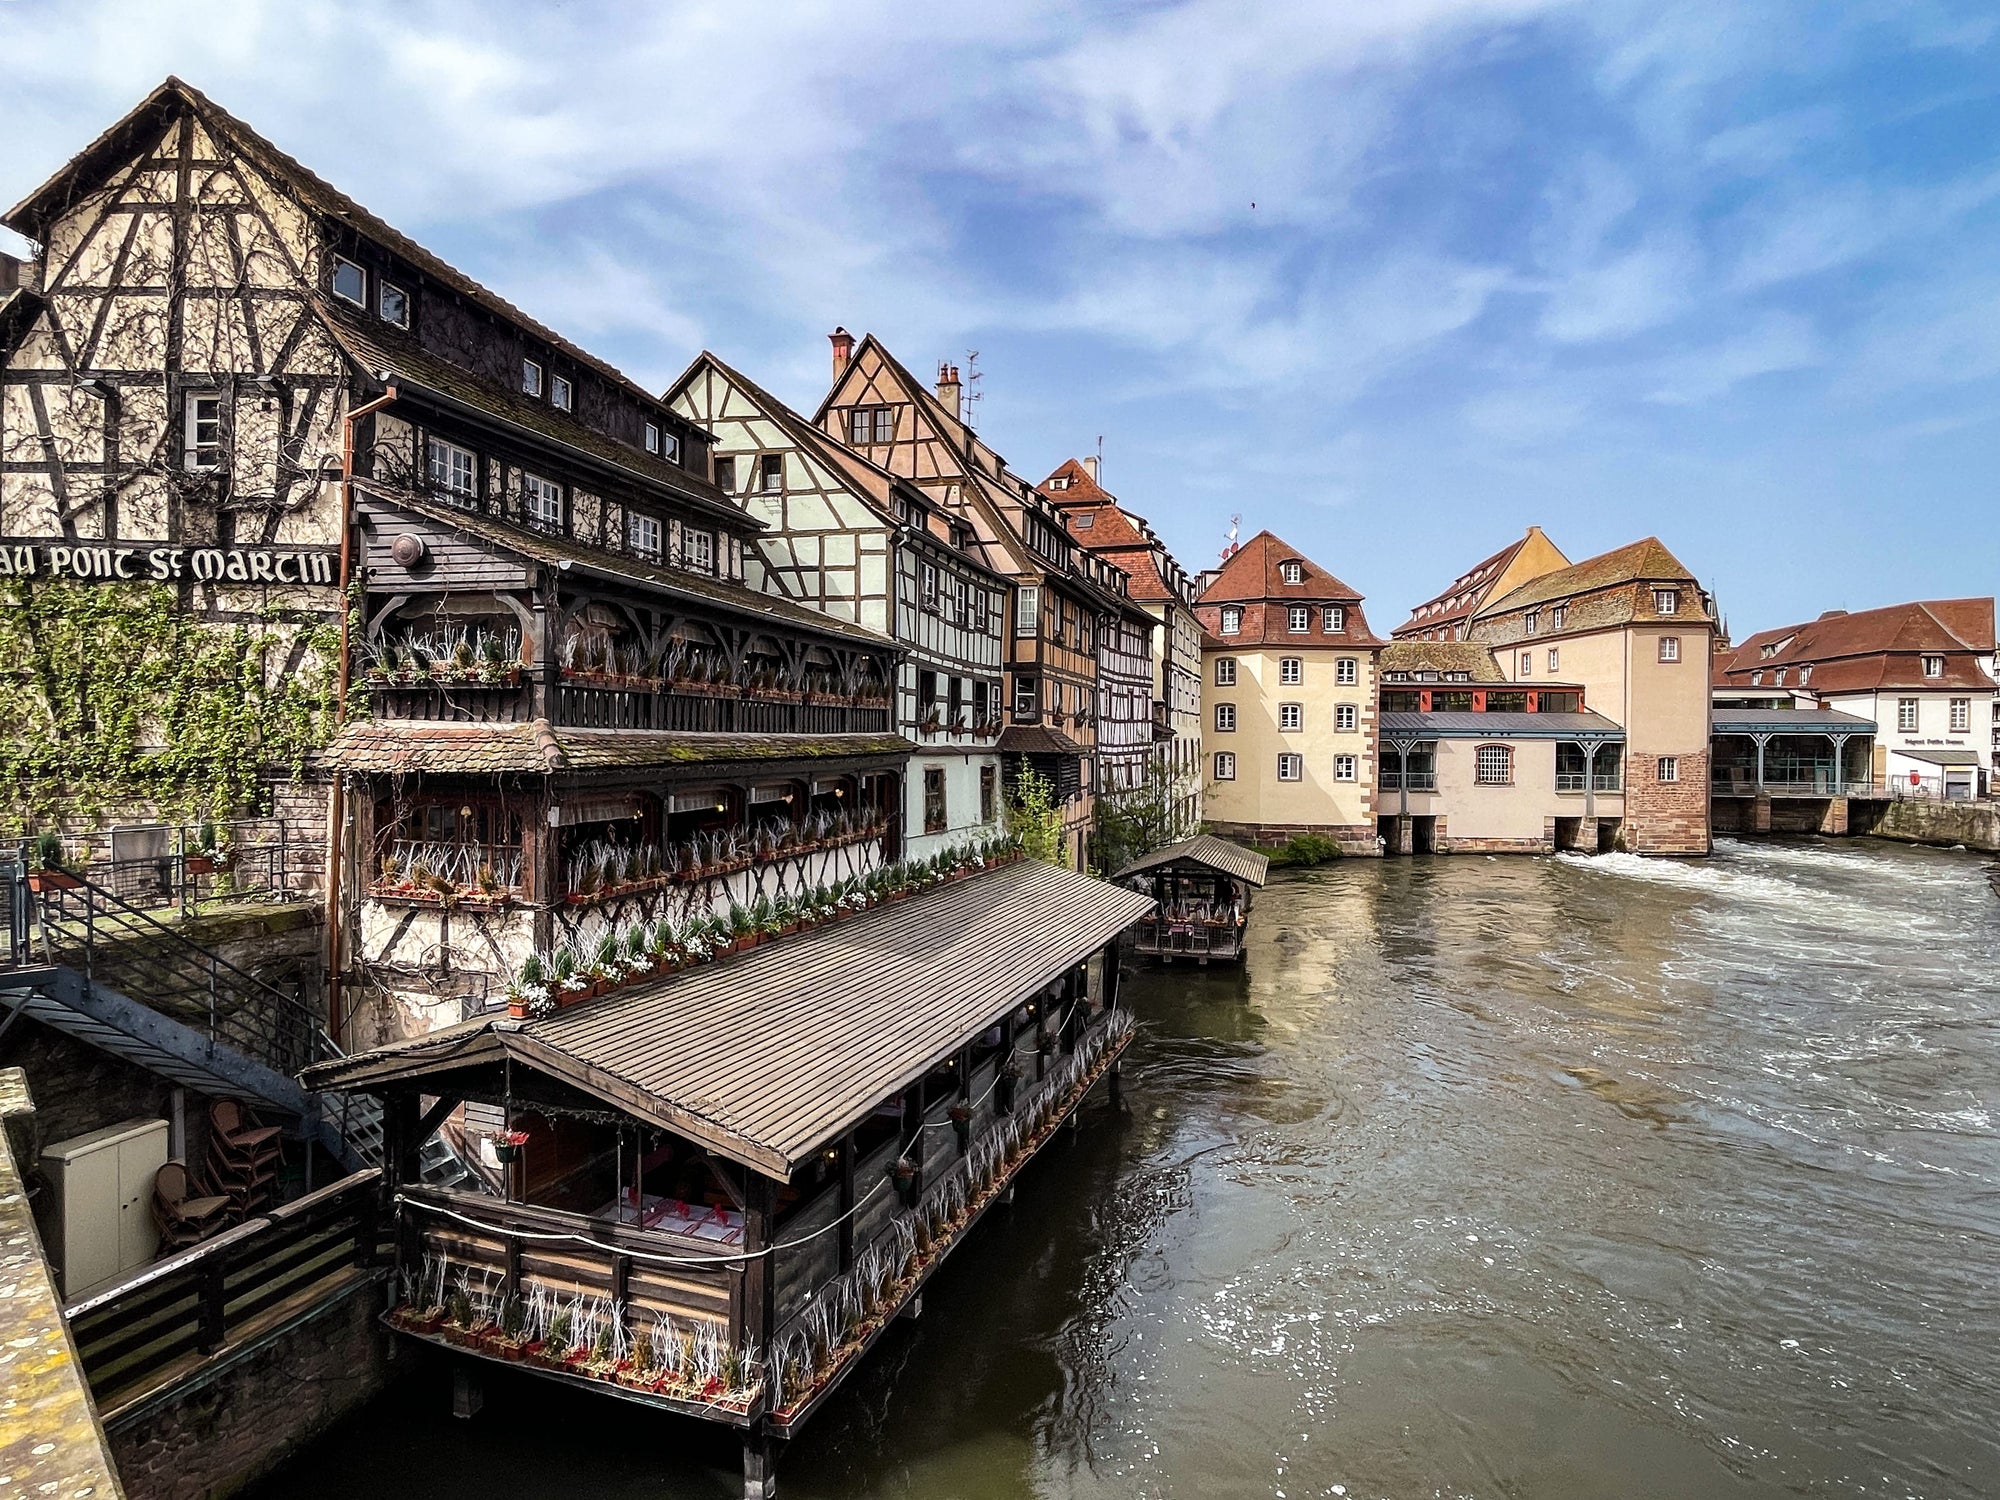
[1856,797,2000,854]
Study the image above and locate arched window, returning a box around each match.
[1475,744,1513,785]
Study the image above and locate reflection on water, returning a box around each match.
[250,838,2000,1499]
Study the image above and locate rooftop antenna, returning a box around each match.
[962,349,983,426]
[1221,513,1241,562]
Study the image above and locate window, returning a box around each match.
[875,407,896,443]
[1048,681,1063,714]
[1524,610,1539,635]
[714,455,736,492]
[1658,636,1681,663]
[1323,605,1345,633]
[681,527,715,574]
[1773,669,1786,686]
[330,255,366,306]
[522,359,543,398]
[1280,657,1303,685]
[1923,655,1944,679]
[1279,703,1303,732]
[1213,751,1237,781]
[1073,513,1094,531]
[644,422,662,454]
[1288,606,1310,633]
[1277,753,1303,781]
[551,375,573,412]
[920,562,941,612]
[1220,606,1242,636]
[1016,585,1040,637]
[1475,745,1513,785]
[521,473,563,530]
[1653,588,1680,616]
[756,453,783,493]
[1547,648,1559,674]
[1519,652,1533,677]
[1335,703,1357,732]
[1333,754,1357,781]
[1014,676,1038,718]
[922,768,947,834]
[1951,698,1970,733]
[1751,671,1764,686]
[1280,560,1303,584]
[378,280,410,329]
[980,765,997,825]
[183,393,221,471]
[1551,603,1567,630]
[1656,756,1679,783]
[426,436,476,504]
[1898,698,1918,733]
[1335,658,1357,685]
[1214,657,1237,686]
[1799,666,1812,685]
[1215,703,1237,732]
[627,512,662,561]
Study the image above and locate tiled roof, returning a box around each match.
[1713,599,1998,692]
[1476,538,1702,618]
[1394,532,1533,637]
[1038,458,1114,504]
[996,724,1087,757]
[326,718,912,775]
[6,78,681,424]
[324,308,734,523]
[1378,710,1624,738]
[369,490,895,648]
[1378,641,1509,681]
[1199,530,1364,603]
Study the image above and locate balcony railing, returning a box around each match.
[1379,770,1436,791]
[1711,771,1877,797]
[1555,773,1624,793]
[557,680,892,735]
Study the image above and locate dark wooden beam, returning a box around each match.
[837,1134,855,1272]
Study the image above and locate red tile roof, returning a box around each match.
[1476,537,1701,617]
[1036,460,1191,605]
[1394,532,1534,638]
[1713,599,1997,693]
[1193,530,1383,647]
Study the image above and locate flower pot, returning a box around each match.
[185,855,214,875]
[507,998,531,1020]
[494,1141,520,1164]
[26,870,80,892]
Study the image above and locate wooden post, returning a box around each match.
[837,1135,855,1272]
[502,1235,521,1300]
[197,1255,228,1353]
[743,1427,778,1500]
[610,1252,632,1324]
[741,1175,777,1371]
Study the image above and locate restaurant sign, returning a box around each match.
[0,540,339,585]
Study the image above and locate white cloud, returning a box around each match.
[1538,233,1699,343]
[1644,311,1824,404]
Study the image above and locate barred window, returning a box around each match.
[1475,745,1513,785]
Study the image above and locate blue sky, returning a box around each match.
[3,0,1996,634]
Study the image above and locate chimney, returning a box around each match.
[1080,455,1099,484]
[936,362,961,417]
[829,327,854,381]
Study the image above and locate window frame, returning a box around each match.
[1213,751,1237,781]
[713,455,736,492]
[1475,744,1514,785]
[1219,606,1242,636]
[681,527,716,575]
[1897,698,1918,733]
[1922,655,1945,679]
[756,453,783,494]
[1658,636,1681,663]
[1335,657,1357,686]
[922,767,947,835]
[1015,585,1040,638]
[1287,605,1310,634]
[1547,648,1560,674]
[1214,703,1237,733]
[1333,753,1357,782]
[1656,755,1679,784]
[425,435,477,505]
[550,374,573,412]
[644,421,662,455]
[330,255,366,308]
[1276,753,1303,782]
[1335,703,1357,733]
[1279,656,1303,685]
[1951,698,1970,733]
[182,392,222,472]
[1654,588,1680,616]
[1519,652,1533,677]
[522,358,544,398]
[1214,657,1237,687]
[1279,702,1303,733]
[1323,605,1345,633]
[520,472,563,531]
[1280,560,1303,584]
[626,511,663,562]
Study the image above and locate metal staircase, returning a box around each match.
[1,865,469,1185]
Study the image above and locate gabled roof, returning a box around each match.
[6,77,685,430]
[996,724,1087,758]
[1393,527,1566,638]
[1477,538,1701,618]
[1712,598,1998,692]
[304,859,1153,1178]
[1113,835,1268,887]
[1198,530,1365,603]
[1039,457,1114,504]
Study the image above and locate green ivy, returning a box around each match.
[0,579,352,827]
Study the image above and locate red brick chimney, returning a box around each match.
[829,327,854,381]
[936,362,961,416]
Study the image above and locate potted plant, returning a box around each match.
[493,1127,529,1165]
[890,1156,921,1208]
[505,954,552,1019]
[185,821,231,875]
[995,1061,1021,1114]
[948,1103,973,1152]
[25,832,79,891]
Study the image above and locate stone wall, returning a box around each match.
[1857,796,2000,853]
[1622,749,1711,855]
[106,1276,392,1500]
[1204,820,1381,856]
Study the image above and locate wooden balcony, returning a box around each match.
[557,680,891,736]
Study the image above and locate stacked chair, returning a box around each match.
[151,1159,231,1254]
[203,1099,283,1219]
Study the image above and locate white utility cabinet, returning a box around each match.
[43,1116,168,1299]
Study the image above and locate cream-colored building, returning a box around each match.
[1195,531,1383,853]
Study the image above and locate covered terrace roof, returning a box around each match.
[1113,835,1269,888]
[302,859,1154,1179]
[1712,708,1876,735]
[325,719,912,776]
[1378,710,1623,739]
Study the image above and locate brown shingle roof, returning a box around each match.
[327,719,911,775]
[1393,531,1537,638]
[1713,598,1998,692]
[1476,538,1703,618]
[1199,529,1365,603]
[996,724,1087,757]
[1378,641,1510,681]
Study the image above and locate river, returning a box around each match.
[251,837,2000,1499]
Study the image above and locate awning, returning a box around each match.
[1113,835,1269,888]
[327,717,912,775]
[304,858,1154,1179]
[1895,748,1981,766]
[1712,709,1876,734]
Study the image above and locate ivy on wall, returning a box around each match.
[0,580,351,827]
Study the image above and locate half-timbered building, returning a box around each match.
[665,352,1008,860]
[814,334,1148,868]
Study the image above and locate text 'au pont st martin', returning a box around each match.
[0,542,339,585]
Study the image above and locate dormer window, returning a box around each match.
[1923,655,1944,678]
[1280,560,1304,584]
[1323,605,1345,633]
[1220,606,1242,636]
[551,375,573,412]
[331,255,366,307]
[1799,666,1812,685]
[1653,588,1680,615]
[1049,476,1071,490]
[1074,512,1094,530]
[1773,668,1786,686]
[378,281,409,329]
[523,359,544,398]
[1550,603,1567,630]
[1524,610,1540,635]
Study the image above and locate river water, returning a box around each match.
[252,837,2000,1499]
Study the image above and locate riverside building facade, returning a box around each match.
[1195,531,1384,853]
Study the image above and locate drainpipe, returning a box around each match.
[324,382,399,1046]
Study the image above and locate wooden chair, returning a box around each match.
[205,1099,283,1217]
[153,1159,230,1253]
[209,1099,282,1154]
